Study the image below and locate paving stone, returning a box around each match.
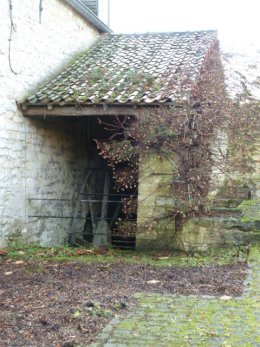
[93,245,260,347]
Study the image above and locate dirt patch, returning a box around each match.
[0,261,247,347]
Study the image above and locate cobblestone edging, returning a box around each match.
[92,245,260,347]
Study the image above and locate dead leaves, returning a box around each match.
[76,246,109,256]
[157,256,170,260]
[0,260,246,347]
[0,249,7,256]
[76,249,94,256]
[4,261,25,275]
[14,260,25,265]
[147,279,161,284]
[4,271,13,276]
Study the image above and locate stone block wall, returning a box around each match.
[136,127,260,252]
[0,0,100,246]
[136,151,176,250]
[171,128,260,252]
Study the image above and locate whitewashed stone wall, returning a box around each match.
[0,0,100,246]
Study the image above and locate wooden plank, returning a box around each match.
[100,171,110,219]
[21,105,139,117]
[69,170,92,229]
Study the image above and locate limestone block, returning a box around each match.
[137,151,177,247]
[174,217,259,252]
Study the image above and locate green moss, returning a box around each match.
[240,217,253,222]
[237,199,260,209]
[110,294,259,347]
[237,199,260,225]
[240,217,259,223]
[248,244,260,262]
[87,67,108,83]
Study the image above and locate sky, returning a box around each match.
[109,0,260,51]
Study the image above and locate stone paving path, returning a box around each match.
[92,246,260,347]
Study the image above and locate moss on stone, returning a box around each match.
[237,199,260,209]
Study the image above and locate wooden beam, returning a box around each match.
[21,105,140,117]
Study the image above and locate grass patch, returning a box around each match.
[4,242,249,267]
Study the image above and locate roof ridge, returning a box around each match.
[107,30,217,37]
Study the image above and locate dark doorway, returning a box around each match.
[70,116,137,249]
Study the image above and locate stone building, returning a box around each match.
[18,29,226,250]
[1,1,258,250]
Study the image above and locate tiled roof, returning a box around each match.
[23,31,217,106]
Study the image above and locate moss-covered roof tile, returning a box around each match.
[22,31,217,106]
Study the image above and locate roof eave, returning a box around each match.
[19,102,183,118]
[63,0,112,33]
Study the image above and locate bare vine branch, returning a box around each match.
[94,43,258,234]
